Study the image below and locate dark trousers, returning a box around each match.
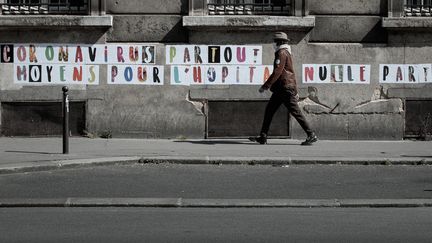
[260,90,313,136]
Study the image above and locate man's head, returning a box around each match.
[273,32,290,45]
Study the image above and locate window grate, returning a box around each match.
[404,0,432,16]
[1,0,89,15]
[207,0,292,16]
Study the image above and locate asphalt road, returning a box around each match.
[1,164,432,199]
[1,207,432,243]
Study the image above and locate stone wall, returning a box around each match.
[0,0,431,139]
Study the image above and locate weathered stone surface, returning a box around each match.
[383,17,432,29]
[352,99,403,113]
[0,16,112,29]
[300,98,332,114]
[183,16,315,31]
[309,16,386,43]
[85,86,205,138]
[291,114,349,140]
[0,29,107,43]
[106,0,188,14]
[107,15,187,42]
[348,114,404,140]
[309,0,386,15]
[388,87,432,98]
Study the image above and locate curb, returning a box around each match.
[1,156,432,174]
[0,157,143,174]
[1,198,432,208]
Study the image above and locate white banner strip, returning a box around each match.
[302,64,370,84]
[165,45,262,65]
[108,65,164,85]
[170,65,272,86]
[1,44,156,65]
[13,64,99,85]
[380,64,432,83]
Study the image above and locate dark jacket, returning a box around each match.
[262,48,297,93]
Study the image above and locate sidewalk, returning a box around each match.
[1,137,432,208]
[0,137,431,173]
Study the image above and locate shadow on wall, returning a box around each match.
[162,20,189,43]
[361,20,387,43]
[189,30,310,45]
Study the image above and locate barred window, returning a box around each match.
[207,0,292,15]
[1,0,88,15]
[405,0,432,16]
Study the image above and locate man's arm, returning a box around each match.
[261,50,287,90]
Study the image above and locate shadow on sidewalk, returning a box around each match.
[174,140,248,145]
[174,140,300,146]
[400,155,432,158]
[5,150,62,155]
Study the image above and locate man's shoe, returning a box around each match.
[248,133,267,144]
[301,133,318,146]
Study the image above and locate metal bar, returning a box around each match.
[207,0,292,15]
[62,86,69,155]
[403,0,432,16]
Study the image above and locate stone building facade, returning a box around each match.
[0,0,431,140]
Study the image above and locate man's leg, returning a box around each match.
[283,94,313,135]
[250,93,283,144]
[260,93,283,135]
[282,92,317,145]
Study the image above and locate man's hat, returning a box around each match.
[273,32,290,41]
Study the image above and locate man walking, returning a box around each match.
[249,32,318,145]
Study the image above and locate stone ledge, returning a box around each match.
[0,15,113,29]
[388,87,432,98]
[382,17,432,29]
[183,16,315,31]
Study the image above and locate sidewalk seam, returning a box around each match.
[1,198,432,208]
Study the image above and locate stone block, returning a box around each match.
[383,17,432,29]
[309,0,386,15]
[106,0,188,14]
[348,114,404,140]
[388,87,432,99]
[183,16,315,31]
[107,15,187,42]
[291,114,348,140]
[309,16,386,43]
[352,99,403,113]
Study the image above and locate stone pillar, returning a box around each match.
[189,0,206,16]
[294,0,308,16]
[388,0,404,17]
[90,0,105,15]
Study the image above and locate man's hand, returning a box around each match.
[259,86,266,93]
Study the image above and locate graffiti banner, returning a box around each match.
[302,64,370,84]
[170,65,272,86]
[379,64,432,83]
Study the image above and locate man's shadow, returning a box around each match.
[173,140,299,146]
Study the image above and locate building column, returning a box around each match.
[388,0,404,17]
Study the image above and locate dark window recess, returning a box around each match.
[1,102,86,137]
[405,100,432,138]
[405,0,432,16]
[2,0,88,15]
[207,101,289,138]
[207,0,292,15]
